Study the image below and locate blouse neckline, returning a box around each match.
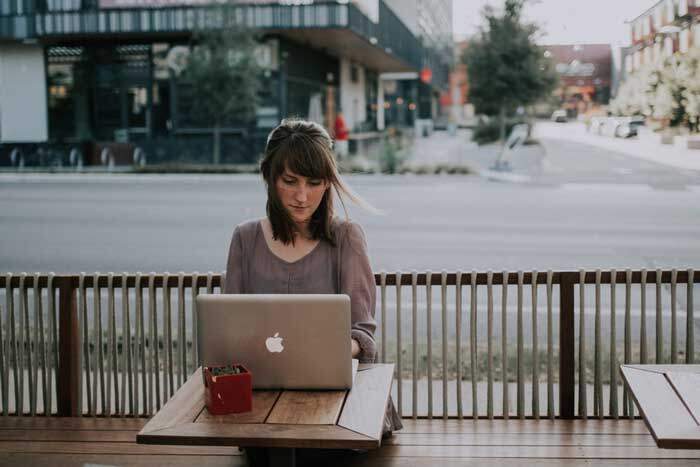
[257,219,323,266]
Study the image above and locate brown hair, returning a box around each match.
[260,118,371,246]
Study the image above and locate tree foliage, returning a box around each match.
[183,22,261,128]
[462,0,558,117]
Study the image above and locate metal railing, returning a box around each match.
[0,269,697,419]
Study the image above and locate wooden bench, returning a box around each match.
[2,417,700,466]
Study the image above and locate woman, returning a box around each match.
[224,119,401,463]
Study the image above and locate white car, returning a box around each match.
[551,110,568,123]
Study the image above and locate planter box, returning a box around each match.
[203,364,253,415]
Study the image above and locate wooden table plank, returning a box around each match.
[383,432,658,447]
[138,367,205,435]
[0,440,241,456]
[196,391,280,424]
[0,417,148,431]
[0,453,245,467]
[338,364,394,441]
[625,365,700,374]
[367,445,700,458]
[142,422,377,449]
[398,419,651,435]
[266,390,346,425]
[667,372,700,424]
[621,365,699,449]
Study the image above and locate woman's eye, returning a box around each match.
[283,178,296,184]
[309,180,322,186]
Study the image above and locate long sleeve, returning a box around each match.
[224,226,244,294]
[339,222,377,363]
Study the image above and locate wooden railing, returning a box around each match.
[0,269,697,419]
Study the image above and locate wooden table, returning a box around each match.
[137,363,394,466]
[620,364,700,449]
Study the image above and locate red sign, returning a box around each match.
[420,68,432,84]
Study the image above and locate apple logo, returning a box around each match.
[265,332,284,353]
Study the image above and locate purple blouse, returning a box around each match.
[223,217,402,432]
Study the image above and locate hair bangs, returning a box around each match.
[276,132,335,181]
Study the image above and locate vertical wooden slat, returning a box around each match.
[609,269,618,419]
[655,268,663,364]
[411,271,418,420]
[470,271,478,419]
[396,272,403,418]
[516,271,524,419]
[426,271,433,419]
[123,273,134,416]
[191,272,199,375]
[531,270,539,420]
[624,269,633,419]
[163,272,174,399]
[0,302,4,416]
[148,274,159,413]
[33,273,46,416]
[670,269,678,364]
[455,271,463,420]
[486,271,494,420]
[502,271,509,419]
[177,272,186,390]
[640,269,647,364]
[578,270,587,419]
[546,270,554,420]
[687,268,695,364]
[135,273,145,416]
[5,273,17,416]
[57,276,80,417]
[380,272,386,364]
[18,273,27,416]
[107,273,118,416]
[594,269,602,419]
[48,273,57,416]
[440,271,447,419]
[77,274,87,416]
[559,272,575,419]
[92,273,104,416]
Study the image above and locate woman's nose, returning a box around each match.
[294,185,309,203]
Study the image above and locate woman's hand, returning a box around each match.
[351,338,360,358]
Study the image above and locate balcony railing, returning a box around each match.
[0,1,424,74]
[0,269,696,419]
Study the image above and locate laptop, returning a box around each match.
[196,294,357,390]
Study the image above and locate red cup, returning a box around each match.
[203,364,253,415]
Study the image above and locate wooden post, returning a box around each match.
[559,272,576,419]
[57,276,80,416]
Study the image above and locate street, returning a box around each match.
[2,122,699,274]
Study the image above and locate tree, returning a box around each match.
[462,0,557,143]
[181,12,261,164]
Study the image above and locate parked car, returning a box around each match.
[551,109,568,123]
[614,118,638,138]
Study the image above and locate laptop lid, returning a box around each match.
[196,294,353,390]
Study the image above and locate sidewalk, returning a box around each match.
[534,121,700,172]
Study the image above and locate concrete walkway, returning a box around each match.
[534,121,700,172]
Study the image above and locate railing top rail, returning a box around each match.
[1,269,698,288]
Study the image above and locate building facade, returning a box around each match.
[625,0,700,75]
[378,0,452,130]
[0,0,450,164]
[542,44,613,118]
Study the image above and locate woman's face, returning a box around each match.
[275,168,329,225]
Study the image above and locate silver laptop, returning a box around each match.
[196,294,354,389]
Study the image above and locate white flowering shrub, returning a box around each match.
[612,47,700,131]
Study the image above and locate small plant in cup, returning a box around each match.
[210,364,245,376]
